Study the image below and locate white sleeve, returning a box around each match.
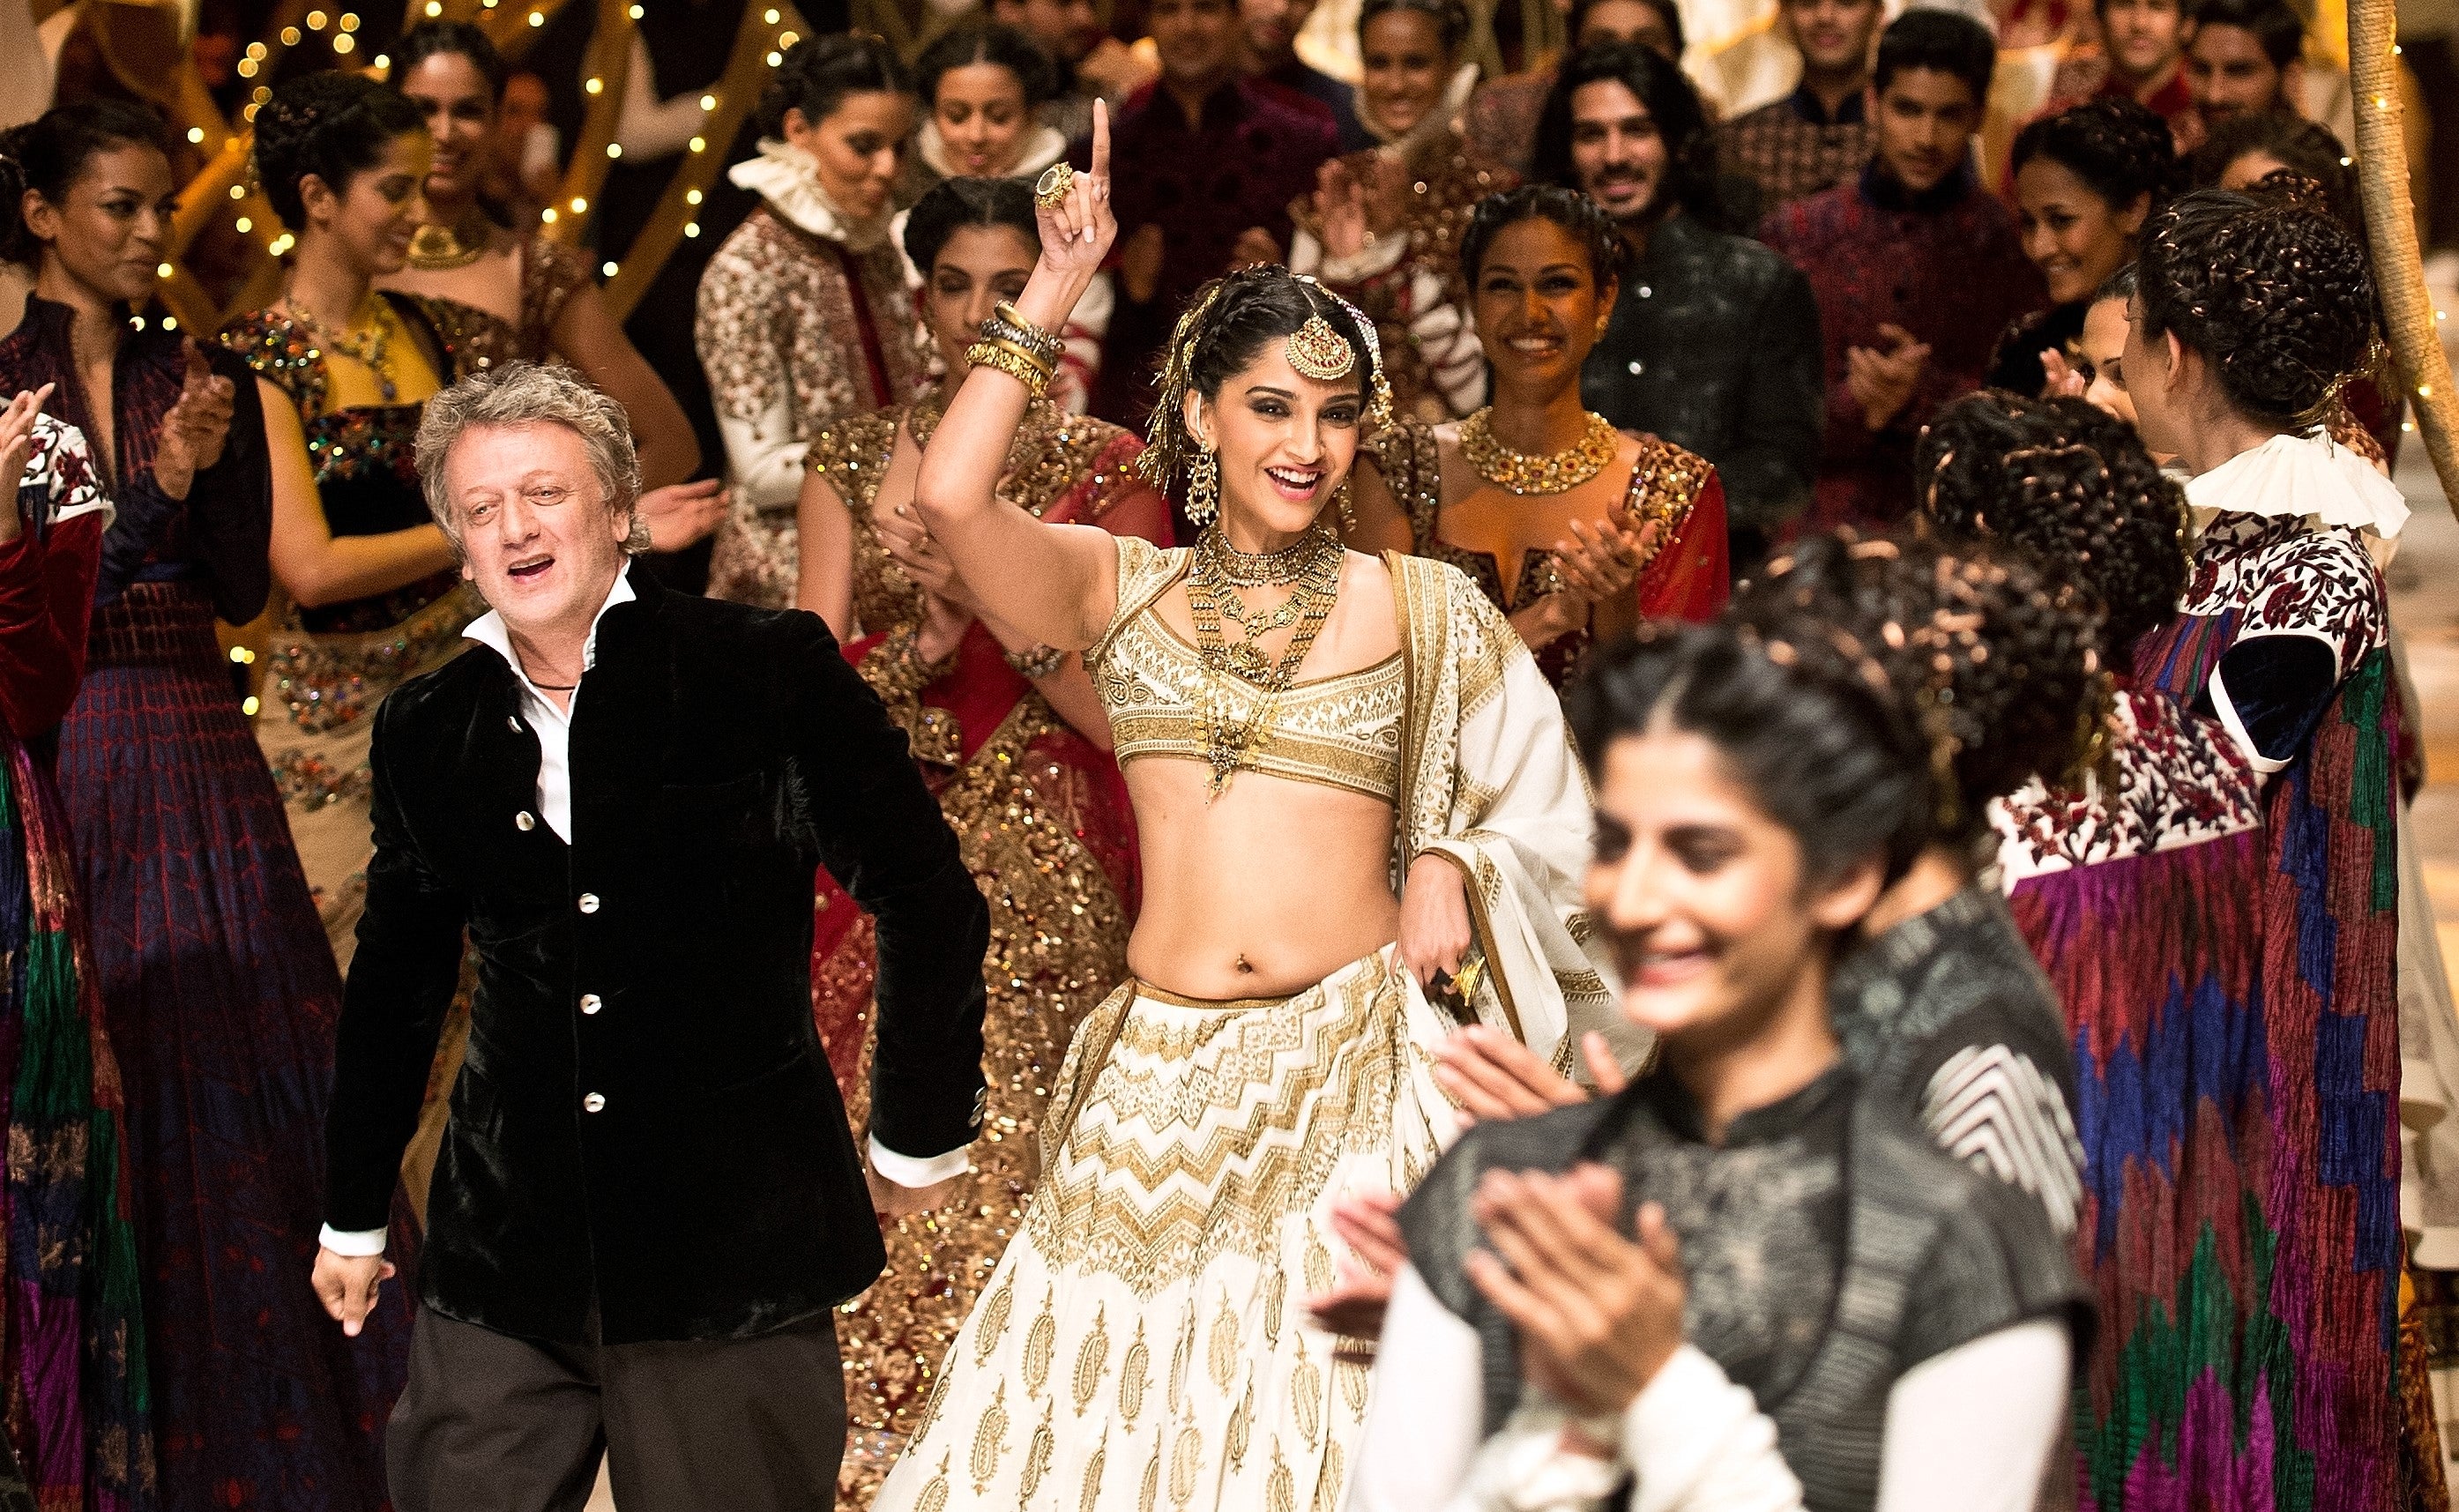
[1348,1266,1487,1512]
[1874,1321,2069,1512]
[1621,1345,1806,1512]
[868,1135,970,1188]
[615,31,712,162]
[712,406,810,514]
[318,1225,387,1256]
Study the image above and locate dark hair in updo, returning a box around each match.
[915,21,1057,110]
[2010,97,2179,217]
[1569,617,1927,887]
[2135,184,2376,426]
[902,176,1040,275]
[2188,110,2360,229]
[0,99,174,267]
[1732,532,2103,848]
[1916,391,2187,671]
[1458,184,1628,288]
[1532,42,1715,219]
[388,19,510,102]
[758,33,912,139]
[253,72,428,230]
[1359,0,1473,56]
[1174,265,1375,402]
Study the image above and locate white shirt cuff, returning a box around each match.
[319,1225,388,1257]
[868,1135,970,1188]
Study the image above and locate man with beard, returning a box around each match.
[2185,0,2350,144]
[1538,42,1822,570]
[1714,0,1882,208]
[1759,10,2043,530]
[992,0,1158,138]
[1464,0,1684,176]
[2041,0,2202,149]
[1074,0,1338,439]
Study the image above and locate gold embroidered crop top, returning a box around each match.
[1088,537,1405,804]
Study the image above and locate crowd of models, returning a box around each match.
[0,3,2437,1510]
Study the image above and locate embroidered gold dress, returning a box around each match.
[221,294,492,963]
[872,541,1620,1512]
[697,141,930,608]
[807,399,1171,1506]
[1369,419,1730,684]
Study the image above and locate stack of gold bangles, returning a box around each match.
[966,301,1065,398]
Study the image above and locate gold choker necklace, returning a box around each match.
[1458,408,1620,496]
[406,212,494,271]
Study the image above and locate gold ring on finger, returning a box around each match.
[1034,161,1076,209]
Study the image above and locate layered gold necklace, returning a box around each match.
[406,208,495,271]
[1187,523,1343,796]
[1458,407,1620,496]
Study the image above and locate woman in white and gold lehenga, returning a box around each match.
[872,112,1617,1512]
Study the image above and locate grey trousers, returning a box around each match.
[387,1303,846,1512]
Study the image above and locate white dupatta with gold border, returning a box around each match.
[1383,551,1633,1079]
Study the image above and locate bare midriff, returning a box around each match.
[1122,758,1401,1001]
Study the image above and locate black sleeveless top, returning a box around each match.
[1398,1063,2090,1512]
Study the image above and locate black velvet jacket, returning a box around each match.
[1580,211,1825,547]
[324,561,989,1346]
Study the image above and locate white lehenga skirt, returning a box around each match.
[874,944,1464,1512]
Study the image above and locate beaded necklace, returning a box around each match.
[1186,523,1343,796]
[289,293,404,403]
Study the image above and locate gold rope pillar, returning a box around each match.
[2349,0,2459,510]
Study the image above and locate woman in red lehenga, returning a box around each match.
[1352,184,1725,687]
[790,177,1169,1508]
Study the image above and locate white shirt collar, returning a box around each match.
[2182,428,2411,558]
[728,138,894,252]
[916,119,1070,182]
[463,566,638,697]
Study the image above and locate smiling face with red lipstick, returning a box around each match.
[1181,337,1369,545]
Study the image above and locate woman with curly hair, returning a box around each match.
[1289,0,1514,423]
[1915,390,2280,1512]
[1990,97,2178,398]
[697,34,928,607]
[1350,185,1729,688]
[2105,182,2409,1512]
[792,176,1170,1505]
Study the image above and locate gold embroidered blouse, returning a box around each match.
[1088,536,1405,804]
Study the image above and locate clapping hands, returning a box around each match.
[153,343,235,501]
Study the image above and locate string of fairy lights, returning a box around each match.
[138,0,811,333]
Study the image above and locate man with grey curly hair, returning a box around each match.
[315,362,992,1508]
[414,361,651,555]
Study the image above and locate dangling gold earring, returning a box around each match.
[1187,447,1219,527]
[1332,479,1356,536]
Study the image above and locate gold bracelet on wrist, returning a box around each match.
[965,339,1054,398]
[989,300,1066,365]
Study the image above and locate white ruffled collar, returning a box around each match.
[2183,428,2410,550]
[1358,62,1481,149]
[727,138,893,252]
[916,119,1070,182]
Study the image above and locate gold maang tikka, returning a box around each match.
[1285,315,1355,382]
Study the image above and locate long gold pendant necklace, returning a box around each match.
[1187,522,1343,797]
